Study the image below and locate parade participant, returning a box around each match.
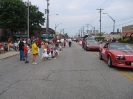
[32,40,38,65]
[82,38,85,49]
[68,38,72,47]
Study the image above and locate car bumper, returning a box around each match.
[113,61,133,68]
[86,47,99,51]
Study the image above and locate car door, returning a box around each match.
[101,43,109,60]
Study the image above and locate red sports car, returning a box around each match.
[99,42,133,68]
[84,40,100,51]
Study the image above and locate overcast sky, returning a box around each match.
[23,0,133,36]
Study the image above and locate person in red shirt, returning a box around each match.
[37,38,42,48]
[53,38,57,44]
[24,43,29,63]
[82,38,85,49]
[8,37,11,51]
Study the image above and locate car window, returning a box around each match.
[87,40,98,44]
[109,43,133,50]
[86,37,95,40]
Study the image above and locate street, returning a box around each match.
[0,42,133,99]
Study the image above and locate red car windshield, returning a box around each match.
[109,43,133,50]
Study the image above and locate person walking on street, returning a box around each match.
[68,38,72,47]
[32,40,38,65]
[82,38,85,49]
[19,39,24,61]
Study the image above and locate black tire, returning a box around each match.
[86,47,88,51]
[108,56,113,67]
[99,52,103,60]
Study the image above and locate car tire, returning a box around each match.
[85,47,88,51]
[108,56,113,67]
[99,52,103,60]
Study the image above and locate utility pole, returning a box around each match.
[79,30,80,37]
[81,28,82,37]
[46,0,50,39]
[94,27,95,36]
[83,26,84,36]
[97,8,104,40]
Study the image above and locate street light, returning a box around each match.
[103,13,115,35]
[55,23,62,33]
[25,0,31,38]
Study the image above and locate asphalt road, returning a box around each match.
[0,42,133,99]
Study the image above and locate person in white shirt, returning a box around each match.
[68,38,72,47]
[14,41,18,51]
[60,38,64,47]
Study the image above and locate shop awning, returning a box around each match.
[14,34,27,38]
[41,34,54,38]
[125,32,133,37]
[121,33,127,37]
[41,34,47,38]
[131,33,133,36]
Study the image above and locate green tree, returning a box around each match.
[29,5,45,36]
[0,0,27,36]
[96,32,104,37]
[0,0,45,37]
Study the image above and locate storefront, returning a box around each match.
[13,34,27,40]
[41,34,54,40]
[122,25,133,40]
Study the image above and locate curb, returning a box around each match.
[0,53,19,60]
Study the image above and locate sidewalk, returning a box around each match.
[0,51,19,60]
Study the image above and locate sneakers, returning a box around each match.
[25,61,29,63]
[32,62,37,65]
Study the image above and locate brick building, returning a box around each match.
[122,24,133,38]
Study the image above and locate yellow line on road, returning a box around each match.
[91,52,99,57]
[91,52,133,81]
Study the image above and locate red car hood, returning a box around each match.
[110,50,133,60]
[88,44,99,47]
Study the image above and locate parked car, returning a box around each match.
[84,40,100,51]
[99,42,133,68]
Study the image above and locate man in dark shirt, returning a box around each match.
[19,39,24,61]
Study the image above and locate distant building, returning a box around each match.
[121,24,133,38]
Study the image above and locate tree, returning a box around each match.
[0,0,45,37]
[0,0,27,36]
[29,5,45,36]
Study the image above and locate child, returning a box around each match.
[47,45,51,59]
[24,43,29,63]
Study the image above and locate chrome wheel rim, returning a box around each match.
[108,57,110,65]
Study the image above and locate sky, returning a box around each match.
[23,0,133,36]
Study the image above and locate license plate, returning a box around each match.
[131,62,133,66]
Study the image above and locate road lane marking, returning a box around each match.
[91,52,133,81]
[92,52,99,57]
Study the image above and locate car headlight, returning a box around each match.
[116,55,126,60]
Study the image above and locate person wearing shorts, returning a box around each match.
[32,40,38,65]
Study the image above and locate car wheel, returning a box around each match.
[86,47,88,51]
[99,52,103,60]
[108,56,113,67]
[84,46,86,50]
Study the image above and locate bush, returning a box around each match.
[123,38,130,43]
[117,38,122,42]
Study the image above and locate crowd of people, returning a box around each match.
[4,37,72,64]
